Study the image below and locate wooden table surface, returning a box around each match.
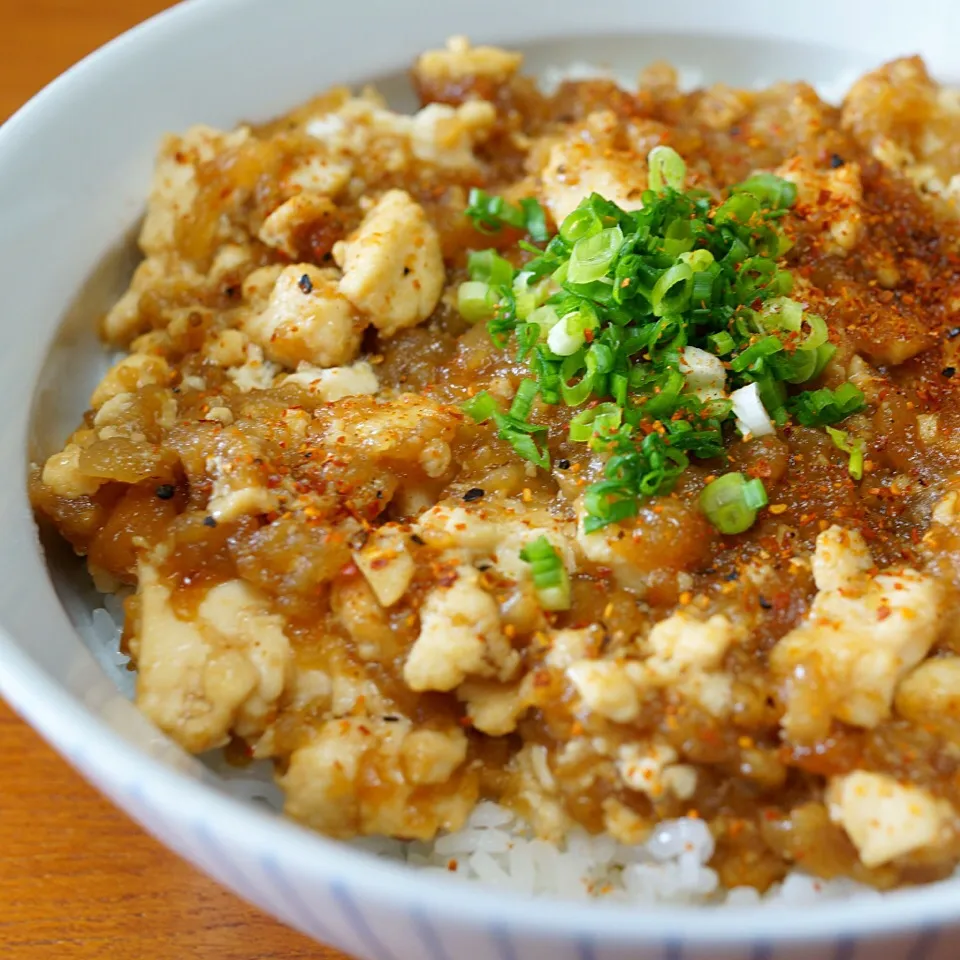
[0,2,348,957]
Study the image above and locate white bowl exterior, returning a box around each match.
[2,1,960,957]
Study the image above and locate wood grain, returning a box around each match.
[0,1,350,956]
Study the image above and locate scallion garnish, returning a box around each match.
[519,535,571,611]
[647,145,687,193]
[458,281,498,323]
[826,427,866,480]
[787,383,867,427]
[465,188,549,242]
[700,473,769,535]
[464,389,550,470]
[457,146,870,533]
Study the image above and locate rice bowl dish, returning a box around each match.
[28,34,960,915]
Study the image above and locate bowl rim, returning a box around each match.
[2,0,959,944]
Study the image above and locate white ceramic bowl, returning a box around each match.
[3,1,960,957]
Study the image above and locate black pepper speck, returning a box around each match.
[298,273,313,294]
[943,367,956,379]
[155,484,176,500]
[758,595,773,610]
[203,516,218,528]
[463,488,485,502]
[557,459,571,470]
[830,153,845,168]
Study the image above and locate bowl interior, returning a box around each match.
[10,10,960,943]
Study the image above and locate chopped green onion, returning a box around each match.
[569,402,623,449]
[798,312,828,351]
[461,390,550,469]
[651,262,693,316]
[648,145,687,192]
[457,281,499,323]
[468,249,514,286]
[788,382,866,427]
[460,159,807,524]
[463,391,498,423]
[520,197,550,242]
[560,207,603,244]
[700,472,768,534]
[548,310,595,356]
[509,378,540,421]
[811,342,837,379]
[567,226,623,284]
[679,249,716,272]
[731,173,798,210]
[528,304,561,337]
[465,189,549,241]
[826,427,866,480]
[708,331,736,355]
[519,535,571,610]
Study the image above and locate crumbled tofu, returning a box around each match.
[541,127,649,224]
[90,353,172,409]
[139,124,251,256]
[41,443,104,498]
[827,771,953,868]
[281,717,474,839]
[334,190,444,337]
[244,264,363,369]
[205,431,279,522]
[777,157,864,255]
[242,264,287,311]
[416,502,577,582]
[812,524,874,592]
[93,392,135,428]
[617,742,678,795]
[280,360,379,401]
[353,526,416,607]
[305,94,493,179]
[842,57,960,207]
[226,343,280,392]
[895,657,960,739]
[415,36,523,86]
[409,101,497,169]
[208,243,253,284]
[621,612,739,717]
[616,741,698,802]
[932,490,960,526]
[284,153,353,197]
[289,668,333,711]
[418,438,452,479]
[403,565,519,692]
[204,328,249,368]
[135,565,292,752]
[646,612,737,678]
[545,626,603,669]
[457,679,529,735]
[322,394,460,464]
[102,255,202,346]
[773,566,944,738]
[258,193,338,257]
[400,728,468,785]
[567,659,640,723]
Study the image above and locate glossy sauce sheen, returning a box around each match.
[30,46,960,892]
